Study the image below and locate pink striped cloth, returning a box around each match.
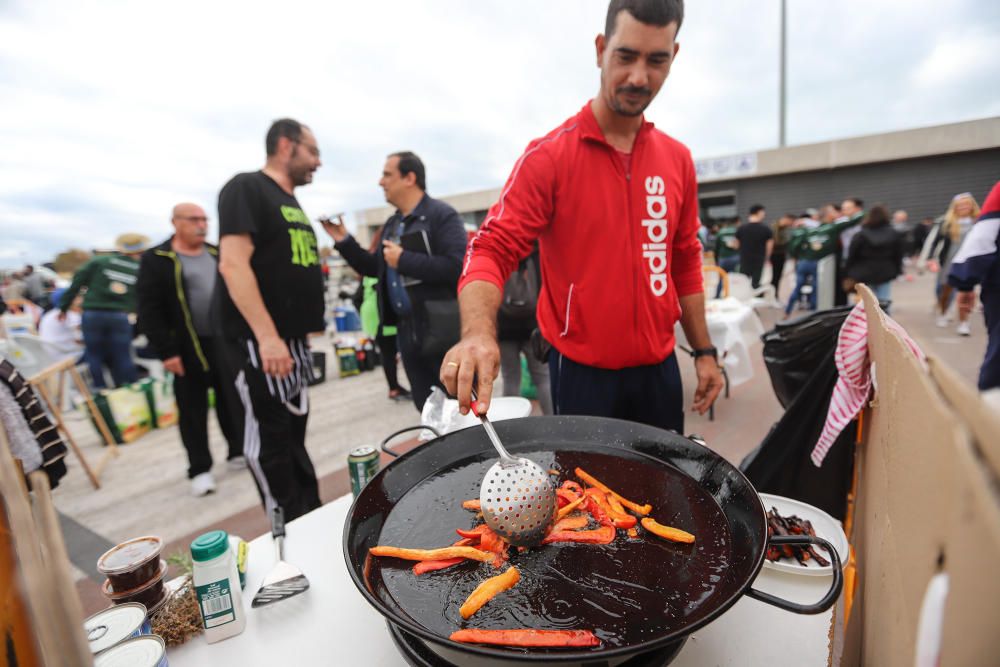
[811,302,925,466]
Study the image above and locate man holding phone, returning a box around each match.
[322,152,467,411]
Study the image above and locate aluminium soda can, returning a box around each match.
[348,446,380,496]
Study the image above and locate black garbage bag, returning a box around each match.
[740,347,855,520]
[762,305,855,408]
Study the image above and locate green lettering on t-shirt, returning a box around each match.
[288,228,318,267]
[281,206,309,225]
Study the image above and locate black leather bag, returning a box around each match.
[419,299,461,358]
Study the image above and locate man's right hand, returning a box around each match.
[163,356,185,377]
[440,333,500,416]
[258,335,294,378]
[319,214,349,243]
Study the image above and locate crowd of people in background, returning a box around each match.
[702,191,991,330]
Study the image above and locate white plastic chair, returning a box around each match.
[4,334,58,379]
[727,273,780,311]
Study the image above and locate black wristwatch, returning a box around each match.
[692,346,718,360]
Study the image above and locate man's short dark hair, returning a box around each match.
[266,118,305,157]
[749,204,766,216]
[846,197,864,209]
[390,151,426,191]
[605,0,684,38]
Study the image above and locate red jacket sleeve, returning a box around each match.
[671,152,704,298]
[458,141,556,293]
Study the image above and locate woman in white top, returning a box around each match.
[925,193,980,335]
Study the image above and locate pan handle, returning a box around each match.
[745,535,843,614]
[379,425,442,458]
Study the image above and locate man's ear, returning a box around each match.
[595,33,606,68]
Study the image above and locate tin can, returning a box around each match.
[348,446,380,496]
[84,602,150,654]
[93,634,168,667]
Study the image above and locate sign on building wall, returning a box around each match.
[695,152,758,181]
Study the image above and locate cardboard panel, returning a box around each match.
[927,359,1000,665]
[843,287,966,666]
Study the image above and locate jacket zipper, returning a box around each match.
[156,249,210,372]
[560,283,575,337]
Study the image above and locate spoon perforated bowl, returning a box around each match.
[473,396,556,547]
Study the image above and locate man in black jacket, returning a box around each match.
[322,152,468,411]
[136,203,243,496]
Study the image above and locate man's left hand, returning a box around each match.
[382,240,403,268]
[691,356,724,415]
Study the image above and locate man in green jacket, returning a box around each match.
[58,234,149,388]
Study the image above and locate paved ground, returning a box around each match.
[58,266,987,615]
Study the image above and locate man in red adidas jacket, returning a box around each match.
[441,0,723,432]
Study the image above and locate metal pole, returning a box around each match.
[779,0,787,147]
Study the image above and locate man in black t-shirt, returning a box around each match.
[734,204,774,289]
[215,118,325,522]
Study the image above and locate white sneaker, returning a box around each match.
[227,456,248,472]
[935,315,950,328]
[957,321,971,336]
[191,472,217,496]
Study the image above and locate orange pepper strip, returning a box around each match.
[542,525,616,545]
[626,527,639,539]
[462,500,481,511]
[575,467,652,515]
[412,539,473,575]
[641,517,695,544]
[555,488,577,507]
[584,488,637,529]
[556,495,586,520]
[450,628,600,648]
[370,546,494,562]
[551,515,589,532]
[450,628,601,648]
[459,566,520,619]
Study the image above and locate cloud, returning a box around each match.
[1,0,997,266]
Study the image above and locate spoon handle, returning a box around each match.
[471,390,519,465]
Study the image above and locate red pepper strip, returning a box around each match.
[450,629,600,648]
[412,538,473,575]
[583,493,614,528]
[556,487,580,504]
[560,480,584,498]
[584,488,637,529]
[455,525,490,541]
[551,515,589,532]
[478,526,510,568]
[542,525,616,545]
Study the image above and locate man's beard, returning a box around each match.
[289,164,313,187]
[609,85,653,117]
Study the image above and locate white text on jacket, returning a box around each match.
[642,175,669,297]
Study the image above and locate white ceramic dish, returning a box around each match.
[758,493,849,576]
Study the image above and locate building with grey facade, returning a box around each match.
[355,117,1000,245]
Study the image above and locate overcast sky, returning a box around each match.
[2,0,998,267]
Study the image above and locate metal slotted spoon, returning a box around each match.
[472,392,556,547]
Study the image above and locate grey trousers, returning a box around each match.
[499,338,553,416]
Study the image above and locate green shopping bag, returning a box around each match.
[92,384,153,444]
[138,377,178,428]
